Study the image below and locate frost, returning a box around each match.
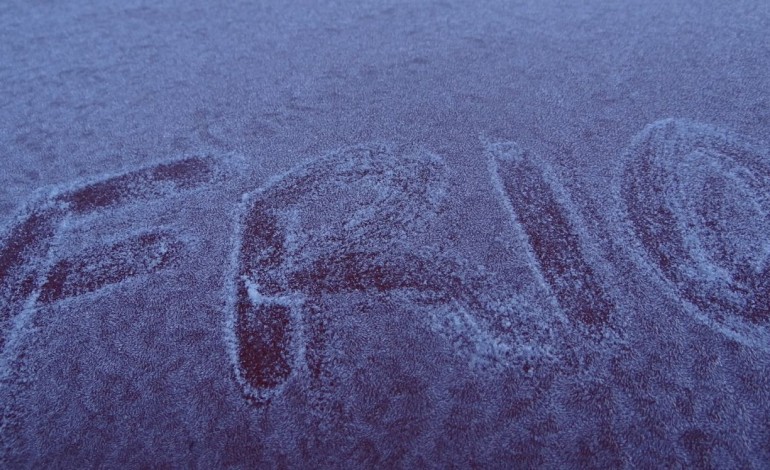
[617,118,770,350]
[226,144,556,408]
[487,138,621,337]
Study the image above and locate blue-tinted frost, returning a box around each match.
[616,118,770,351]
[486,138,622,339]
[0,154,239,368]
[1,128,768,467]
[2,1,770,466]
[226,144,558,406]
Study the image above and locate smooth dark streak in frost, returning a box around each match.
[229,197,299,401]
[487,143,615,331]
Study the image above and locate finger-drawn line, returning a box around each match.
[616,118,770,350]
[0,155,233,354]
[487,140,617,335]
[227,144,554,407]
[37,231,184,304]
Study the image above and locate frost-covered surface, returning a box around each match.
[487,139,624,337]
[616,119,770,350]
[2,0,770,468]
[227,144,558,408]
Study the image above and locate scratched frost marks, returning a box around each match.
[37,232,183,304]
[619,119,770,348]
[0,156,228,352]
[229,145,448,405]
[229,144,553,407]
[57,157,217,214]
[487,142,615,332]
[0,206,63,350]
